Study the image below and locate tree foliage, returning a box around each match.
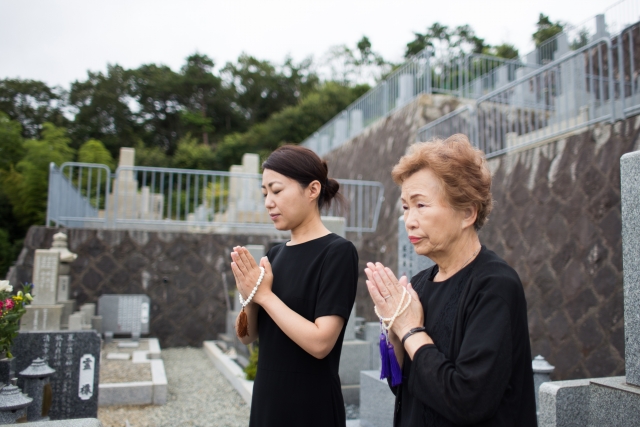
[533,14,564,47]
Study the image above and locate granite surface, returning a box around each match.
[12,331,101,420]
[538,379,590,427]
[588,376,640,426]
[620,151,640,386]
[359,370,395,427]
[5,419,102,426]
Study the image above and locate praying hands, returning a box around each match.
[364,262,433,361]
[230,246,273,305]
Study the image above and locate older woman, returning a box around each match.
[365,134,537,426]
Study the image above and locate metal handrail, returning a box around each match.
[417,37,624,159]
[47,164,385,233]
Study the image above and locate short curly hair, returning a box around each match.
[391,134,493,230]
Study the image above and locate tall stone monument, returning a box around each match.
[20,250,64,331]
[538,150,640,426]
[49,232,77,329]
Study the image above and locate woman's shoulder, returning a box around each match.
[470,247,524,298]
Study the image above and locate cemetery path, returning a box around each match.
[98,347,251,427]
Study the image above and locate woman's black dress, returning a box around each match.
[391,246,537,426]
[249,233,358,427]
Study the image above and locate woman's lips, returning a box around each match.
[269,214,280,221]
[408,236,422,243]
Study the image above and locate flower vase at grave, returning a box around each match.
[0,353,11,386]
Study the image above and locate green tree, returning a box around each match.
[214,82,369,168]
[2,123,75,227]
[69,65,139,157]
[405,23,488,58]
[172,134,216,170]
[492,43,519,60]
[0,112,25,172]
[133,141,171,168]
[0,79,69,139]
[130,64,185,152]
[571,29,590,50]
[323,36,391,84]
[222,54,319,126]
[78,139,115,169]
[533,14,564,47]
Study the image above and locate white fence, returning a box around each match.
[47,163,385,233]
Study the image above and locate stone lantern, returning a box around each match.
[532,354,555,414]
[19,358,55,422]
[0,379,32,424]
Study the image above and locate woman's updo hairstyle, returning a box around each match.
[262,145,343,210]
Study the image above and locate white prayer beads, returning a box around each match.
[238,266,266,308]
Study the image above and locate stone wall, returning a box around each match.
[327,94,640,381]
[10,227,282,348]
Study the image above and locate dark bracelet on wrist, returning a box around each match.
[401,327,427,345]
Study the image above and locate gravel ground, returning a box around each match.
[98,347,250,427]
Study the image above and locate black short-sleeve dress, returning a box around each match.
[249,233,358,427]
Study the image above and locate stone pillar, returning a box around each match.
[349,109,364,137]
[49,232,77,330]
[398,74,414,108]
[21,250,63,332]
[620,151,640,386]
[333,114,348,149]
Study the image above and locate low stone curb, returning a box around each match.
[98,339,167,406]
[202,341,253,406]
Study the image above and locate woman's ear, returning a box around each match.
[307,180,322,203]
[462,206,478,229]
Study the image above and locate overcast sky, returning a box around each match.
[0,0,622,89]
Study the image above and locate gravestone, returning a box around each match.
[98,295,150,338]
[538,149,640,426]
[621,150,640,386]
[32,250,59,306]
[397,216,434,279]
[12,331,101,420]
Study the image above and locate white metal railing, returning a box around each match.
[302,50,538,157]
[304,0,640,158]
[47,163,385,233]
[416,29,640,158]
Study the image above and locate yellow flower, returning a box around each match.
[12,295,23,303]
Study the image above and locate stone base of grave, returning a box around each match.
[58,300,75,329]
[5,418,103,426]
[539,376,640,426]
[19,305,63,332]
[98,338,166,406]
[339,340,373,405]
[359,370,395,427]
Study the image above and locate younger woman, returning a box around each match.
[230,145,358,427]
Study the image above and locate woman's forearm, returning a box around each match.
[258,292,343,359]
[237,302,260,345]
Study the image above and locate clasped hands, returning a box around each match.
[230,246,273,305]
[364,262,425,340]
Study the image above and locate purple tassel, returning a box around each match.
[388,342,403,386]
[379,332,391,380]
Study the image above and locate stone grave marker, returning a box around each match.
[98,295,150,338]
[12,330,101,420]
[32,250,60,305]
